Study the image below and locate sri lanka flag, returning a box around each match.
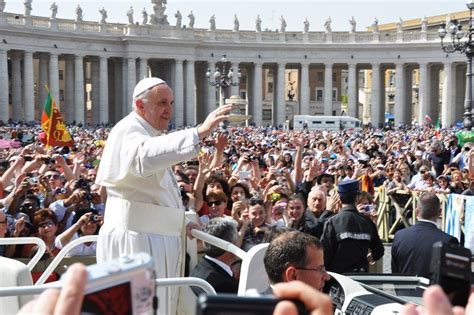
[41,91,74,147]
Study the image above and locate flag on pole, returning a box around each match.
[424,115,432,124]
[41,89,74,147]
[435,117,442,138]
[435,117,441,129]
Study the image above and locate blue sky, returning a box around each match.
[4,0,464,31]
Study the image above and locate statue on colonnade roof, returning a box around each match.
[175,10,182,28]
[0,0,5,13]
[150,0,169,25]
[142,8,148,25]
[349,16,356,33]
[127,6,134,24]
[233,14,239,32]
[372,17,379,33]
[396,17,403,32]
[303,18,309,33]
[280,15,286,33]
[209,14,216,30]
[421,16,427,32]
[99,7,107,24]
[256,15,262,32]
[50,2,58,19]
[324,17,332,33]
[24,0,32,16]
[75,5,83,22]
[188,10,195,28]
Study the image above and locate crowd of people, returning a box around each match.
[0,121,472,260]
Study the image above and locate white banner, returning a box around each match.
[464,196,474,253]
[444,194,463,241]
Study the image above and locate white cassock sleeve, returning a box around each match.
[129,128,200,177]
[96,114,200,187]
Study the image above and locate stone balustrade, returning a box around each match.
[0,12,441,44]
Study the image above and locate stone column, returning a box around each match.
[99,55,109,124]
[195,62,208,123]
[405,66,414,124]
[74,55,85,124]
[114,59,123,121]
[23,51,34,122]
[347,63,358,118]
[276,63,286,125]
[442,62,456,127]
[122,58,128,115]
[11,51,23,121]
[0,50,8,120]
[185,59,196,125]
[207,61,217,116]
[455,64,466,123]
[127,57,137,112]
[324,63,333,116]
[174,60,184,127]
[429,66,440,122]
[138,57,148,80]
[49,53,60,108]
[394,63,406,126]
[363,70,371,122]
[90,58,100,125]
[38,54,48,113]
[252,62,263,125]
[65,56,74,123]
[300,62,310,115]
[371,63,383,127]
[230,62,240,96]
[418,62,430,125]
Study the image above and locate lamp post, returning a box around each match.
[438,0,474,130]
[206,54,241,106]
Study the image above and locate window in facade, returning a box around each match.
[316,72,323,81]
[262,109,272,120]
[316,88,323,101]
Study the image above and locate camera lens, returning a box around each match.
[90,214,99,222]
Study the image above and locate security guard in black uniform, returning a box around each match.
[321,179,384,273]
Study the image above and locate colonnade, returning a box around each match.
[0,48,464,128]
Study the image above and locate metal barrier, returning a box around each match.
[156,278,216,295]
[35,235,98,285]
[375,188,453,242]
[0,276,216,297]
[0,237,46,271]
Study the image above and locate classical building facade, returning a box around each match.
[0,5,469,127]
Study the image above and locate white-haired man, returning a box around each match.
[96,77,232,314]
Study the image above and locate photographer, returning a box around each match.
[48,179,100,233]
[57,209,102,257]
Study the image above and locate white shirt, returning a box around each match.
[204,255,233,276]
[417,219,439,228]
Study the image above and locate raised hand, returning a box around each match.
[215,132,228,152]
[197,104,233,140]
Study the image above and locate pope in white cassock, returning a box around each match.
[95,77,233,314]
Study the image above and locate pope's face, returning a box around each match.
[137,84,174,130]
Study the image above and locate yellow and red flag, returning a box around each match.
[41,91,74,147]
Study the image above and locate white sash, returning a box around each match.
[103,196,184,236]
